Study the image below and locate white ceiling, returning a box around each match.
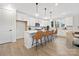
[0,3,79,19]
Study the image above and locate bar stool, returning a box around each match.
[48,30,54,41]
[32,31,43,50]
[53,28,58,38]
[43,30,50,43]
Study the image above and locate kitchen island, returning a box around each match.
[24,30,51,49]
[24,30,37,49]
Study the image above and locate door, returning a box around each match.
[0,9,16,44]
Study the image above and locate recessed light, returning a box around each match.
[35,13,39,17]
[4,4,15,10]
[55,3,58,6]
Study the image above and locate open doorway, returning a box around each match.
[16,21,25,40]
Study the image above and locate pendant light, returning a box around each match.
[49,11,52,19]
[44,8,48,19]
[35,3,39,17]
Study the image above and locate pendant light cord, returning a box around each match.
[36,3,38,14]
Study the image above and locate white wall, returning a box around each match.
[64,16,73,26]
[16,21,25,39]
[73,15,79,30]
[62,16,79,28]
[16,12,28,21]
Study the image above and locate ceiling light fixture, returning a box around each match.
[44,8,48,19]
[35,3,39,17]
[49,11,52,19]
[55,3,58,6]
[4,4,15,10]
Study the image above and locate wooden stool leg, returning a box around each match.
[50,35,52,41]
[40,39,43,47]
[51,35,54,41]
[49,35,52,41]
[32,39,34,46]
[53,36,54,40]
[36,41,38,50]
[47,36,49,42]
[44,36,46,45]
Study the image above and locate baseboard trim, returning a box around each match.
[16,38,24,40]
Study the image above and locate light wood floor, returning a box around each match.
[0,32,79,56]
